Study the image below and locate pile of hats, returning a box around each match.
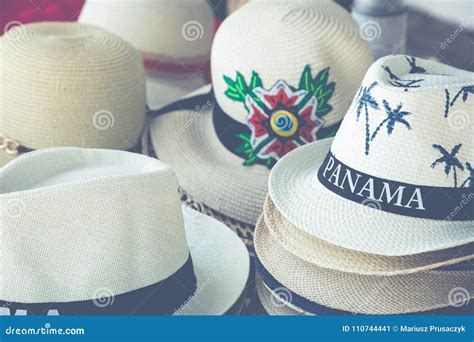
[142,0,373,252]
[255,55,474,315]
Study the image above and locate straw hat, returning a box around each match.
[269,55,474,256]
[79,0,215,109]
[254,215,474,315]
[0,22,146,168]
[264,196,474,275]
[144,0,373,241]
[0,148,249,315]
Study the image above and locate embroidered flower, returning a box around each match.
[223,65,336,168]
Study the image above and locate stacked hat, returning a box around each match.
[256,55,474,315]
[0,147,249,315]
[79,0,215,109]
[0,22,146,167]
[142,0,373,251]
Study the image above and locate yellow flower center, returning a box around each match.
[270,110,298,137]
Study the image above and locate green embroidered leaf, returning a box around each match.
[249,71,263,90]
[312,68,329,92]
[223,72,249,103]
[243,155,258,166]
[223,75,236,90]
[236,132,251,143]
[298,65,312,91]
[236,72,248,93]
[225,89,243,101]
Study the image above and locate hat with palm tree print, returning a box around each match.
[269,55,474,256]
[142,0,373,244]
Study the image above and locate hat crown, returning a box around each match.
[330,55,474,188]
[212,0,373,125]
[79,0,215,61]
[0,22,146,151]
[0,148,190,303]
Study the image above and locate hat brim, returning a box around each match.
[177,207,250,315]
[264,196,474,275]
[256,277,308,316]
[149,85,270,225]
[255,215,474,315]
[269,138,474,256]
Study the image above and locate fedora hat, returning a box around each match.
[79,0,215,109]
[263,196,474,275]
[0,148,249,315]
[143,0,373,247]
[254,215,474,315]
[0,22,146,168]
[269,55,474,256]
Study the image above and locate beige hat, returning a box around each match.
[264,196,474,276]
[0,22,146,167]
[145,0,373,244]
[254,216,474,315]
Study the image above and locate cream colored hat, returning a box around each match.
[79,0,215,109]
[270,55,474,256]
[0,22,146,168]
[264,196,474,276]
[145,0,373,242]
[0,148,249,315]
[254,215,474,315]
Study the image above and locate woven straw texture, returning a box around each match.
[0,22,146,166]
[256,277,309,316]
[213,0,373,124]
[148,0,372,226]
[264,196,474,275]
[254,216,474,315]
[79,0,214,62]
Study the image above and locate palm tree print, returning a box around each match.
[444,86,474,117]
[461,162,473,188]
[354,82,379,155]
[382,65,424,90]
[406,56,426,74]
[431,143,465,187]
[371,100,412,141]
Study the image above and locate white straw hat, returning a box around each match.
[264,196,474,276]
[145,0,373,239]
[0,148,249,315]
[0,22,146,167]
[79,0,215,109]
[254,215,474,315]
[269,55,474,256]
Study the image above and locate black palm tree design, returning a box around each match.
[354,82,379,155]
[444,86,474,117]
[461,162,473,188]
[382,65,424,90]
[406,56,426,74]
[371,100,412,141]
[431,143,465,187]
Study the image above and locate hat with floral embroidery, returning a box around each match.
[142,0,373,248]
[269,55,474,257]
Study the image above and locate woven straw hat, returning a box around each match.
[270,55,474,256]
[0,22,146,168]
[254,215,474,315]
[79,0,214,109]
[264,196,474,275]
[0,148,249,315]
[145,0,373,232]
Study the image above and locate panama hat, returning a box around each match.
[264,196,474,275]
[269,55,474,256]
[0,148,249,315]
[79,0,215,109]
[144,0,373,246]
[254,215,474,315]
[0,22,146,168]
